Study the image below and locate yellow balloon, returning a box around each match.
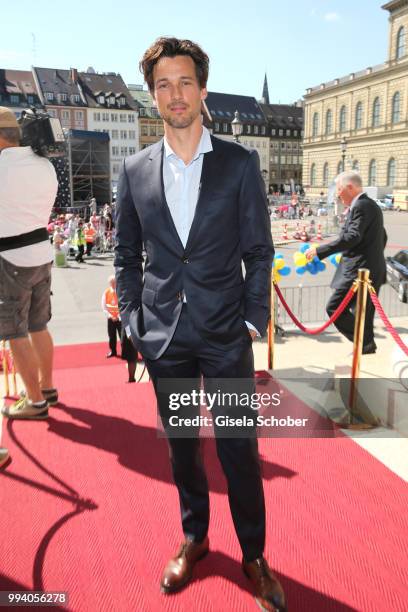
[276,258,285,270]
[294,253,307,267]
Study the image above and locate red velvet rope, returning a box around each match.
[368,290,408,357]
[273,282,357,335]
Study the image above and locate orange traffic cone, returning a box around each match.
[300,225,308,241]
[316,224,323,241]
[281,224,289,240]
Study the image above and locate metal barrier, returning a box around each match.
[277,283,407,327]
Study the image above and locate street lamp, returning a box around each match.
[340,136,347,171]
[231,110,243,143]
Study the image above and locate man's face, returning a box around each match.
[336,181,355,205]
[152,55,207,130]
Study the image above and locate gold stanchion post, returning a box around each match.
[348,268,376,428]
[268,275,275,370]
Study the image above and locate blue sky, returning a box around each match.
[1,0,389,103]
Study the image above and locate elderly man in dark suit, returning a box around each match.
[306,171,387,354]
[114,37,286,612]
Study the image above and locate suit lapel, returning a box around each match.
[148,140,185,254]
[185,139,223,254]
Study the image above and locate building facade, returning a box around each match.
[303,0,408,198]
[0,69,43,117]
[259,103,304,192]
[80,69,139,186]
[128,85,164,149]
[205,92,270,187]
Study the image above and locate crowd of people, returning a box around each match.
[48,203,115,264]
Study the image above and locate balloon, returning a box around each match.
[280,266,290,276]
[296,266,306,275]
[275,253,284,259]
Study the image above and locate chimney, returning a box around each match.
[70,68,78,83]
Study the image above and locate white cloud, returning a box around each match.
[324,12,340,22]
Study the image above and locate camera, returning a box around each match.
[18,108,66,158]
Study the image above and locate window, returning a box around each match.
[120,129,127,139]
[368,159,377,186]
[59,93,67,102]
[271,129,276,136]
[141,125,148,136]
[323,162,329,187]
[112,146,119,156]
[352,160,360,172]
[391,92,400,124]
[75,111,83,120]
[111,114,118,122]
[246,125,251,134]
[325,109,333,135]
[372,97,380,127]
[10,94,19,104]
[98,95,105,104]
[129,130,136,139]
[396,26,405,59]
[223,123,228,133]
[120,96,126,106]
[128,114,135,122]
[102,112,109,121]
[355,102,363,129]
[71,94,80,103]
[129,146,136,155]
[215,122,220,131]
[339,105,347,132]
[120,114,127,122]
[281,143,286,150]
[310,163,316,186]
[112,163,120,175]
[312,112,319,136]
[93,112,100,121]
[254,125,259,135]
[337,161,343,174]
[45,92,54,101]
[387,158,396,186]
[27,95,34,104]
[62,110,69,119]
[294,130,298,137]
[158,124,164,136]
[109,96,115,105]
[278,129,283,136]
[261,126,266,135]
[111,129,118,139]
[286,130,291,137]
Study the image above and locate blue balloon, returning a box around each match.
[318,261,326,271]
[296,266,306,275]
[275,253,284,259]
[299,243,310,254]
[280,266,291,276]
[306,262,314,271]
[310,266,318,275]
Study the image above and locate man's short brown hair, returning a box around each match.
[140,37,209,92]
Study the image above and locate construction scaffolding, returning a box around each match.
[52,130,111,209]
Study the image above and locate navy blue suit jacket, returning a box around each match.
[317,193,387,290]
[114,135,274,360]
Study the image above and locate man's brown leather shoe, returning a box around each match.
[160,536,209,593]
[243,557,287,612]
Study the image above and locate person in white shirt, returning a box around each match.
[0,106,59,420]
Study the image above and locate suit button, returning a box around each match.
[176,291,183,301]
[182,257,189,264]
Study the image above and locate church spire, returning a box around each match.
[262,73,270,105]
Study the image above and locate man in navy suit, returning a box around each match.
[114,37,285,611]
[306,171,387,354]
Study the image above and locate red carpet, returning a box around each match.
[1,342,408,611]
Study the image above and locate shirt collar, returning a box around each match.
[350,192,363,209]
[0,146,32,158]
[163,126,212,162]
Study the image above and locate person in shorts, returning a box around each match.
[0,107,58,420]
